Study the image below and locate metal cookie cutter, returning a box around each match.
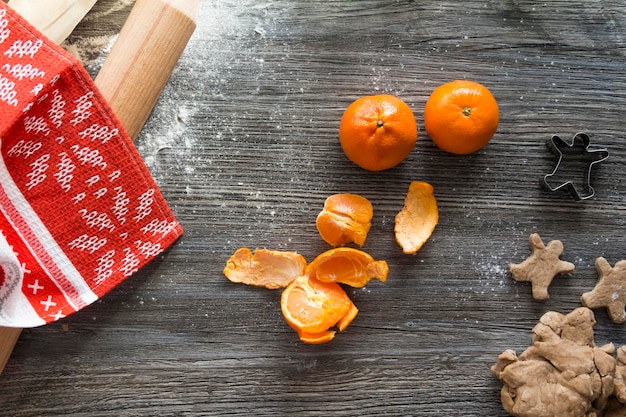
[542,132,609,201]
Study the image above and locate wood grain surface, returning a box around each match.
[2,1,626,416]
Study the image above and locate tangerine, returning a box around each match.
[307,247,388,288]
[424,80,499,155]
[281,275,359,344]
[316,193,373,247]
[339,94,418,171]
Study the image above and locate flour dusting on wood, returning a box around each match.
[137,101,198,170]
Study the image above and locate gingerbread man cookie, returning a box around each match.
[509,233,575,300]
[581,257,626,324]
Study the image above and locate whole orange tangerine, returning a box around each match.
[424,80,499,155]
[339,94,418,171]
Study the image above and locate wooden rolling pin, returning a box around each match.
[96,0,199,141]
[0,329,21,373]
[0,0,198,374]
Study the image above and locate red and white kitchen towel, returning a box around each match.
[0,3,183,327]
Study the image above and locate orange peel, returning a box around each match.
[223,248,306,289]
[281,275,358,344]
[394,181,439,254]
[316,193,373,247]
[307,247,388,288]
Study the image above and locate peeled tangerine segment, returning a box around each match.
[394,181,439,255]
[307,247,388,288]
[223,248,306,289]
[316,193,373,247]
[281,275,359,344]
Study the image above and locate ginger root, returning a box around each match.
[491,307,626,417]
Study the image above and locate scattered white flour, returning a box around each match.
[60,0,135,66]
[472,253,510,295]
[136,101,198,170]
[60,0,199,173]
[63,34,116,68]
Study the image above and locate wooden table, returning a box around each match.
[2,1,626,415]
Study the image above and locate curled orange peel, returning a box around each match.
[316,193,373,247]
[280,275,358,344]
[394,181,439,255]
[225,193,396,344]
[307,247,388,288]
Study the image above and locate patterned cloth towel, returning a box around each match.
[0,3,183,327]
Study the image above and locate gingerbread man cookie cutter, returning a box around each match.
[543,132,609,201]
